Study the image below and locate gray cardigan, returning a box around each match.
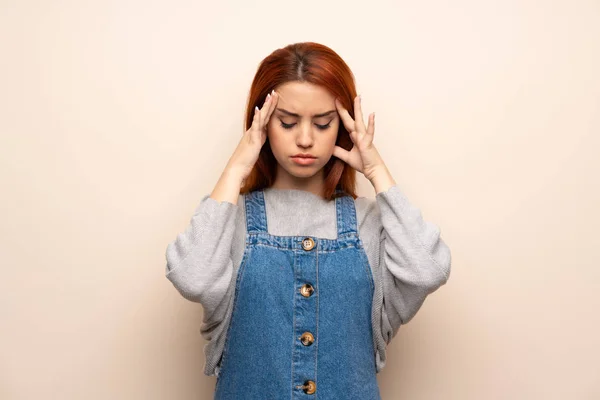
[165,184,452,376]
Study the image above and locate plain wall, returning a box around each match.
[1,0,598,399]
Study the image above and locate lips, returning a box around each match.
[291,154,316,159]
[291,155,317,166]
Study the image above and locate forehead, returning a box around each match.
[274,81,335,115]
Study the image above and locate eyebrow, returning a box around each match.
[276,108,336,118]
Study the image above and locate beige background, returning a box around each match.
[1,0,599,399]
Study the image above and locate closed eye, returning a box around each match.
[280,121,332,130]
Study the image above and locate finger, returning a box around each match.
[264,90,279,124]
[332,145,351,163]
[250,106,260,131]
[354,95,367,133]
[248,106,260,142]
[367,112,375,137]
[260,124,267,143]
[258,93,272,129]
[335,97,356,133]
[261,91,279,130]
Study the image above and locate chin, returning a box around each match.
[283,163,322,179]
[288,169,319,179]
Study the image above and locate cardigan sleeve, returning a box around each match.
[165,194,241,334]
[375,185,452,340]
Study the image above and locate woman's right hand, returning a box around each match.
[227,90,279,180]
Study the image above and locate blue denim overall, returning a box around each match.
[214,188,381,399]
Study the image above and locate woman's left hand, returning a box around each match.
[333,95,385,181]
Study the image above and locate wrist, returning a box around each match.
[368,164,396,194]
[224,165,247,185]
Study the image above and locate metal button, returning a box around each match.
[299,283,314,298]
[300,332,315,346]
[301,380,316,395]
[301,237,315,251]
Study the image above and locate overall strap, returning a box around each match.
[335,189,358,237]
[244,189,268,234]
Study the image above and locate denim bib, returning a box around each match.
[214,188,381,399]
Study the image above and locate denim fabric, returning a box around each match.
[214,188,381,399]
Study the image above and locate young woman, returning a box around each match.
[165,42,452,399]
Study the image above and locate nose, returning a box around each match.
[295,122,314,148]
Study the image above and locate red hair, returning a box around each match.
[239,42,359,201]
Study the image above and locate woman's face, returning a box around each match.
[267,81,340,186]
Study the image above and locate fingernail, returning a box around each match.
[266,93,271,102]
[271,89,275,95]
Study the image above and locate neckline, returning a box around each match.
[244,188,359,245]
[262,187,333,203]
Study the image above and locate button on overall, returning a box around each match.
[299,380,316,395]
[214,189,380,399]
[300,332,315,346]
[302,237,315,251]
[300,283,314,297]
